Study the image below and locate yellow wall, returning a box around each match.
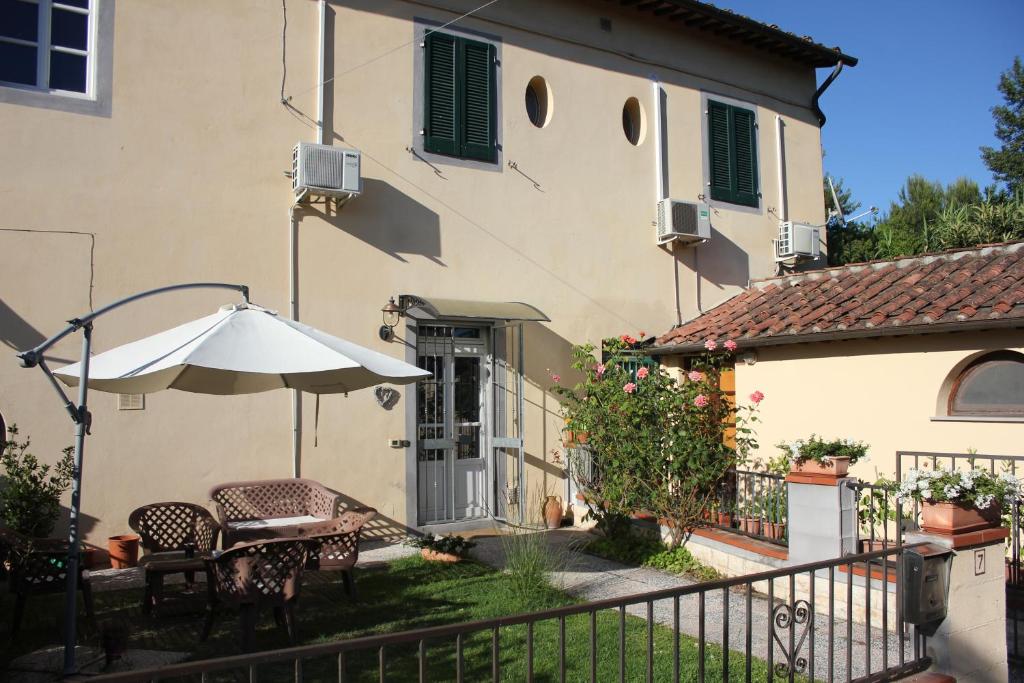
[732,331,1024,482]
[0,0,832,544]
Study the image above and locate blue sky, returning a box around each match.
[720,1,1023,216]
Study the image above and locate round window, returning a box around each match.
[525,76,552,128]
[622,97,645,145]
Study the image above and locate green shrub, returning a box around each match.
[586,533,719,582]
[0,425,74,537]
[406,533,476,556]
[501,530,573,604]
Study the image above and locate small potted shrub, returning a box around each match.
[857,476,901,550]
[778,435,867,478]
[716,500,735,528]
[408,533,476,563]
[737,500,761,535]
[761,488,787,540]
[896,468,1020,534]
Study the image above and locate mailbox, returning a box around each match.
[901,543,953,628]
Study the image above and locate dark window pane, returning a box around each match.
[952,356,1024,415]
[51,7,88,50]
[0,41,36,85]
[49,50,86,91]
[0,0,39,41]
[57,0,89,8]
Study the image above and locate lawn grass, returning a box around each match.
[1,555,787,681]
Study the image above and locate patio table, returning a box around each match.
[139,550,210,615]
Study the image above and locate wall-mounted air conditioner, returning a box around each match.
[776,221,820,261]
[656,199,711,245]
[292,142,362,199]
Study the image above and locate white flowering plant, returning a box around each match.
[895,468,1022,509]
[776,435,868,466]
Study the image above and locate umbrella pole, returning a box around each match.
[62,322,92,676]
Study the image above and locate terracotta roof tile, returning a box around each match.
[656,242,1024,348]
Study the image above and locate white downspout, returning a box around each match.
[652,77,683,326]
[316,0,326,145]
[775,115,787,223]
[290,0,327,478]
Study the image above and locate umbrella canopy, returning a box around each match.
[55,303,430,394]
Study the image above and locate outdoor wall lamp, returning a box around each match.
[379,297,403,342]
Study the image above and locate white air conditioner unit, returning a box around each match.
[656,199,711,245]
[292,142,362,199]
[776,221,820,261]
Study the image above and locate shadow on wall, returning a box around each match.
[337,491,415,544]
[693,225,751,295]
[0,297,46,353]
[311,178,444,265]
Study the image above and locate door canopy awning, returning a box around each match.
[399,295,549,322]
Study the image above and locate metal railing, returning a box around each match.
[715,469,789,546]
[844,480,905,552]
[91,546,929,683]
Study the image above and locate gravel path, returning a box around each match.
[470,528,913,681]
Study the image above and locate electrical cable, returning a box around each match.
[0,228,95,310]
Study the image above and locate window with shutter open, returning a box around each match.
[424,32,496,163]
[708,100,759,207]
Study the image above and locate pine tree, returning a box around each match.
[980,57,1024,194]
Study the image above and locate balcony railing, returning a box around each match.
[715,469,789,547]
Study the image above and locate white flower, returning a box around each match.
[820,455,832,464]
[943,485,961,500]
[977,494,995,509]
[918,480,930,491]
[921,489,933,500]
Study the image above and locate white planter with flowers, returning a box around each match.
[777,435,868,479]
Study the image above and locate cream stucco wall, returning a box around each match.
[733,331,1024,481]
[0,0,833,545]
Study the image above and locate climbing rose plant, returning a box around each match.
[553,337,761,548]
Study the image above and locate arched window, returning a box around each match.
[948,351,1024,417]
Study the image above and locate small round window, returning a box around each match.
[525,76,552,128]
[622,97,645,145]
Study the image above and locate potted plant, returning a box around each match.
[777,435,868,478]
[857,477,901,551]
[107,534,141,568]
[407,533,476,563]
[896,468,1020,534]
[543,495,564,529]
[761,488,787,540]
[737,499,761,535]
[716,500,735,528]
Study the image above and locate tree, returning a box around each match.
[981,57,1024,195]
[872,175,981,259]
[824,176,877,265]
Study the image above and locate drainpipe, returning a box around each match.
[652,77,683,326]
[812,61,844,127]
[775,115,787,223]
[316,0,326,145]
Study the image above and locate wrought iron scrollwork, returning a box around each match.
[771,599,811,676]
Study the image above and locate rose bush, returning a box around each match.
[555,336,761,548]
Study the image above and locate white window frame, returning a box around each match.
[0,0,97,99]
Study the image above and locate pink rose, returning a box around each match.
[749,390,765,404]
[694,394,709,408]
[636,367,650,379]
[623,382,637,394]
[595,363,606,377]
[704,339,718,351]
[639,330,646,338]
[551,374,561,383]
[687,370,704,382]
[724,340,738,352]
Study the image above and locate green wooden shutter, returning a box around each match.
[459,38,496,162]
[707,100,758,207]
[708,100,733,202]
[732,107,758,206]
[424,32,458,156]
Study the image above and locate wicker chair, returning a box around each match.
[128,502,220,614]
[0,528,96,636]
[209,479,342,547]
[296,507,377,597]
[201,538,316,651]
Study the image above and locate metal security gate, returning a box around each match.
[492,323,525,524]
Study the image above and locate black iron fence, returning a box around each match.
[716,469,789,546]
[91,546,929,683]
[844,480,904,552]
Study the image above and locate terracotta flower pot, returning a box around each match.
[739,518,761,535]
[421,548,461,563]
[564,430,589,447]
[716,512,733,527]
[920,501,1002,534]
[791,456,850,478]
[543,496,564,529]
[107,534,140,569]
[859,539,889,553]
[764,522,786,540]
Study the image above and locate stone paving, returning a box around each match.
[469,527,913,681]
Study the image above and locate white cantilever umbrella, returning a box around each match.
[54,303,429,393]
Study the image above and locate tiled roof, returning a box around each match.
[611,0,858,69]
[655,242,1024,351]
